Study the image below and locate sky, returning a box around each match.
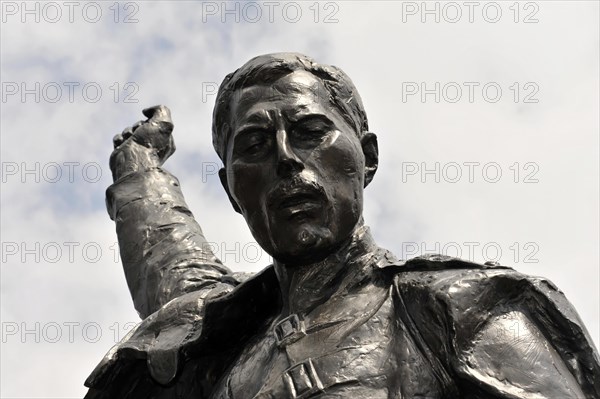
[1,1,598,397]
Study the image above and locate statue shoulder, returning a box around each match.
[394,253,525,296]
[389,254,600,397]
[391,253,586,350]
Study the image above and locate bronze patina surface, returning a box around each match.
[85,53,600,398]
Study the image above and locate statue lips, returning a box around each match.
[267,181,326,221]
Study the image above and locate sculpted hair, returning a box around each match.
[211,53,369,164]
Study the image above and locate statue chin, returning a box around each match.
[296,224,325,246]
[269,224,335,266]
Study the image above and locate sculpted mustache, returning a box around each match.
[267,179,326,205]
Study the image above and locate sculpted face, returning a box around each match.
[220,70,377,265]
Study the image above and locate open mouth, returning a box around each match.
[278,192,322,210]
[267,180,327,221]
[269,186,326,222]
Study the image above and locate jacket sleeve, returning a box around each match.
[85,166,251,396]
[106,167,232,318]
[395,255,600,398]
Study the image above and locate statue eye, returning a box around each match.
[291,118,331,147]
[234,130,271,160]
[303,126,327,138]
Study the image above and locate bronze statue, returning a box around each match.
[84,53,600,398]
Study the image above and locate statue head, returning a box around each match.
[212,53,379,265]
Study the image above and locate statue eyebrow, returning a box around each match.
[233,112,271,133]
[241,111,270,124]
[232,113,273,141]
[289,113,334,126]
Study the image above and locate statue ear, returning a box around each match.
[219,168,242,214]
[361,132,379,187]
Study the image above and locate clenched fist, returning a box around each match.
[110,105,176,181]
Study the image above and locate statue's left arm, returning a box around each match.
[395,257,600,398]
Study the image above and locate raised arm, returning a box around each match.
[107,105,231,318]
[85,106,256,395]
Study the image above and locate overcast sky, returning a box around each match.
[1,1,599,397]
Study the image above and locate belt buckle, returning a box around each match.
[283,358,323,399]
[274,313,306,347]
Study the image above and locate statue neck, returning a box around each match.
[273,224,379,316]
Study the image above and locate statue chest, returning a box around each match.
[209,288,447,399]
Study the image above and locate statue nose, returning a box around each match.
[275,129,303,177]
